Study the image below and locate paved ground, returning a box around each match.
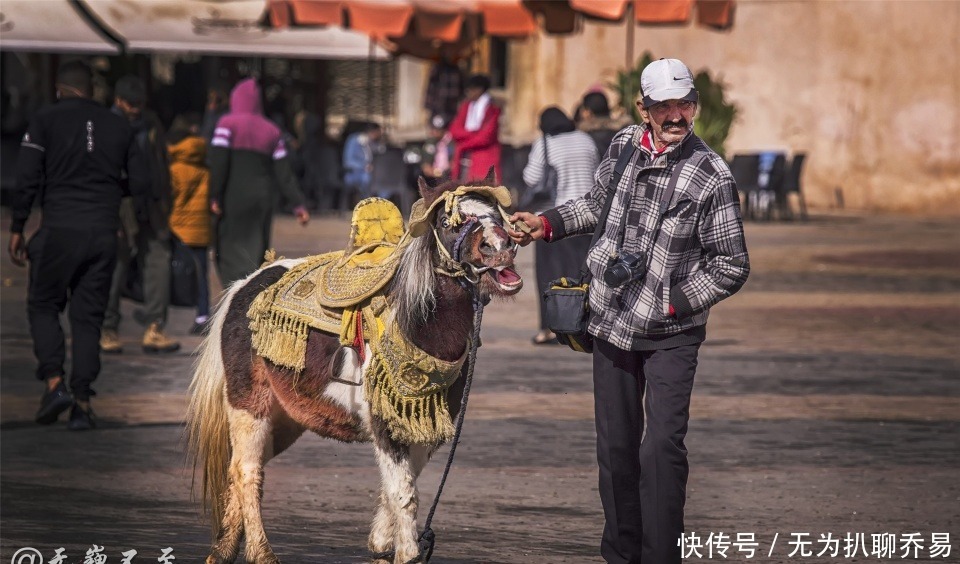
[1,209,958,563]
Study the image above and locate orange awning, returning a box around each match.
[568,0,630,21]
[697,0,735,29]
[478,0,537,37]
[634,0,693,24]
[346,2,416,38]
[269,0,344,28]
[413,10,465,42]
[262,0,735,58]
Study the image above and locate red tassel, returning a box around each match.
[353,313,365,364]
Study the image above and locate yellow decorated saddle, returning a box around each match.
[245,191,509,444]
[247,198,407,372]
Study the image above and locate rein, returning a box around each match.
[371,288,486,564]
[411,288,485,563]
[374,199,503,563]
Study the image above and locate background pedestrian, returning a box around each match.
[8,60,148,430]
[522,106,599,344]
[208,78,309,287]
[449,74,502,182]
[166,113,211,334]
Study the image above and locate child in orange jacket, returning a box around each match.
[167,114,211,334]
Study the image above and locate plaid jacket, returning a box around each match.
[541,125,749,351]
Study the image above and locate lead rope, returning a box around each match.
[407,288,485,564]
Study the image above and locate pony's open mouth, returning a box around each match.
[490,266,523,293]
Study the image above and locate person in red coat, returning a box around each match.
[449,74,502,183]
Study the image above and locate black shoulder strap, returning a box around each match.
[587,135,637,250]
[658,139,695,215]
[606,137,696,272]
[579,133,638,281]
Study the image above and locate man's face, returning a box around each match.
[637,99,697,148]
[368,128,383,143]
[116,97,143,122]
[464,86,484,102]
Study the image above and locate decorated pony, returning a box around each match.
[187,178,523,563]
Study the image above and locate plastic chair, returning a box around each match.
[729,154,761,220]
[779,153,808,220]
[760,153,787,221]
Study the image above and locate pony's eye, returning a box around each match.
[440,217,451,229]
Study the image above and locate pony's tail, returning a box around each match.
[186,287,234,541]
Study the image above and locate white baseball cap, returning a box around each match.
[640,58,698,108]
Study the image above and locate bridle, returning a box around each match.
[430,200,518,285]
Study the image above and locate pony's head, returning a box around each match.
[411,175,523,297]
[393,175,523,333]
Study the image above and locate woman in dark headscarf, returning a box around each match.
[522,106,600,344]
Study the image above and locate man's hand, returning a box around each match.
[507,212,544,246]
[8,232,27,267]
[210,200,222,216]
[294,206,310,226]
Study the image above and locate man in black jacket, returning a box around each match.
[7,60,149,430]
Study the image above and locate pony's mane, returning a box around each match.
[390,177,498,336]
[391,234,436,337]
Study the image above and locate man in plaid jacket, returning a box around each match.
[510,58,749,564]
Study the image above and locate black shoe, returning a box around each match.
[35,381,74,425]
[190,319,211,335]
[67,403,96,431]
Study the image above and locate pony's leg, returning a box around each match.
[371,442,432,564]
[228,406,279,564]
[368,489,395,563]
[207,478,244,564]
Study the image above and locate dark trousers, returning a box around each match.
[138,228,172,327]
[535,235,591,330]
[26,226,117,401]
[592,338,700,564]
[189,245,210,318]
[104,222,171,330]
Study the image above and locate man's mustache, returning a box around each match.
[663,119,689,129]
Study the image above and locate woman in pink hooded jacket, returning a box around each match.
[208,78,308,286]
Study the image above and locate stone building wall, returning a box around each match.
[499,0,960,214]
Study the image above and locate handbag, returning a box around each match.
[543,136,693,353]
[121,235,198,308]
[519,136,558,211]
[169,236,199,308]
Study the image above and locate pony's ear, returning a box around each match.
[483,166,497,184]
[417,176,431,199]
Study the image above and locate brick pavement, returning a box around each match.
[1,210,958,563]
